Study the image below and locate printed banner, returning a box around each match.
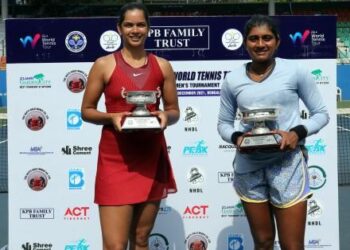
[6,16,338,249]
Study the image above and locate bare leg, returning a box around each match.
[99,205,134,250]
[242,201,276,250]
[129,201,161,250]
[273,201,307,250]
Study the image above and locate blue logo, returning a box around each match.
[289,30,310,44]
[69,169,85,190]
[65,31,87,53]
[65,239,89,250]
[20,33,41,48]
[305,139,326,154]
[183,140,208,156]
[158,206,172,215]
[228,234,244,250]
[67,110,82,129]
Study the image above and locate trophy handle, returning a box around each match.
[121,87,127,98]
[156,87,161,98]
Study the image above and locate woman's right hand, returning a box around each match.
[110,111,132,132]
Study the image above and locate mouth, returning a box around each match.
[130,36,141,40]
[254,50,268,55]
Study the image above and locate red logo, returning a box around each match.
[24,168,50,191]
[183,205,209,219]
[64,206,90,220]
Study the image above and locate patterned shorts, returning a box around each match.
[233,147,312,208]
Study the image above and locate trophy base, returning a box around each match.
[239,133,281,152]
[121,116,161,131]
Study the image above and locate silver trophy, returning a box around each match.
[239,108,281,151]
[121,87,162,131]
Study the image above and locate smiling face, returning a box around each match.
[117,8,149,48]
[244,24,280,63]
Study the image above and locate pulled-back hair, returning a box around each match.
[117,2,150,27]
[243,15,280,43]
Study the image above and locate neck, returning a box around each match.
[121,46,146,60]
[121,48,148,67]
[250,59,275,76]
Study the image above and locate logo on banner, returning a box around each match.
[24,168,50,191]
[64,239,89,250]
[67,109,83,129]
[183,106,199,132]
[23,108,49,131]
[167,145,172,154]
[228,234,244,250]
[305,239,332,248]
[187,167,204,193]
[64,206,90,220]
[183,205,209,219]
[100,30,121,52]
[69,169,85,190]
[221,203,245,217]
[308,165,327,190]
[20,33,41,48]
[64,70,87,93]
[149,233,169,250]
[185,232,210,250]
[158,206,172,215]
[218,171,234,183]
[305,139,326,154]
[20,208,54,219]
[311,69,330,85]
[148,25,209,50]
[307,198,323,226]
[289,29,326,47]
[62,145,93,155]
[222,28,243,51]
[289,30,310,44]
[183,140,208,156]
[19,73,52,89]
[19,146,54,156]
[218,144,236,153]
[65,31,87,53]
[22,242,53,250]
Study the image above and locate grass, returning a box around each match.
[338,100,350,109]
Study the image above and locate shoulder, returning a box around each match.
[152,54,174,76]
[225,63,246,82]
[275,57,299,72]
[90,53,116,79]
[94,53,115,68]
[152,54,172,69]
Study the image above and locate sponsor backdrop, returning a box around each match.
[6,16,338,249]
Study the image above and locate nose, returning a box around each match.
[257,38,265,47]
[131,25,138,32]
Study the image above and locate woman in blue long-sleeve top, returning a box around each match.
[217,15,329,250]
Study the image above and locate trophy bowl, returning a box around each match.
[121,88,162,131]
[239,108,281,152]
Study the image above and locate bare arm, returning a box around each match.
[153,56,180,128]
[81,55,131,131]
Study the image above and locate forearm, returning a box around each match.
[164,109,179,126]
[81,108,113,125]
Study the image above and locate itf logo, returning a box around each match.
[69,169,85,190]
[67,109,82,129]
[20,33,41,48]
[289,30,310,44]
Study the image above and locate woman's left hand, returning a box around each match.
[151,110,168,130]
[274,130,299,151]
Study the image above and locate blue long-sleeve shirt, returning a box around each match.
[217,58,329,173]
